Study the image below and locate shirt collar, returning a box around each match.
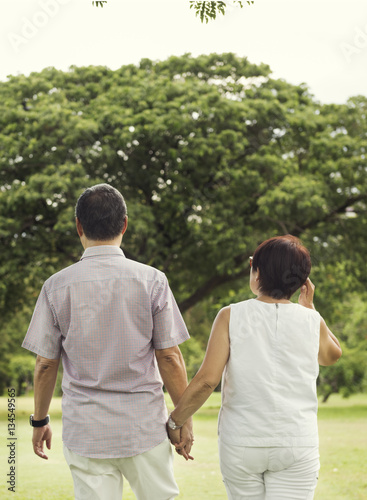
[80,245,125,260]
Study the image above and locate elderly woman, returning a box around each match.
[167,235,342,500]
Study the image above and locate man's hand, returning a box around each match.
[298,278,316,309]
[32,355,59,459]
[32,424,52,460]
[167,418,194,461]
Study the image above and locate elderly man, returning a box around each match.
[22,184,193,500]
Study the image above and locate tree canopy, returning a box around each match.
[0,53,366,396]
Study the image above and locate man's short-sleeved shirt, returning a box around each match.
[22,246,189,458]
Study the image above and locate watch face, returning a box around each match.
[168,416,176,430]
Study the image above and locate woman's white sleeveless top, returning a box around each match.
[218,299,320,447]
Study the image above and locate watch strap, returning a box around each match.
[30,414,50,427]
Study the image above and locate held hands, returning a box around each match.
[32,424,52,460]
[298,278,316,310]
[167,418,194,461]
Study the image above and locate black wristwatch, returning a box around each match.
[29,414,50,427]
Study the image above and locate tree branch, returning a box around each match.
[178,266,250,313]
[178,195,367,314]
[291,194,367,237]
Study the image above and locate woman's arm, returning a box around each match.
[318,317,342,366]
[299,278,342,366]
[168,307,230,443]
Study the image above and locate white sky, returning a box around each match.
[1,0,367,104]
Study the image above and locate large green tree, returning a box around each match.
[0,53,366,394]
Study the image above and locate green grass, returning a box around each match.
[1,393,366,499]
[316,396,367,499]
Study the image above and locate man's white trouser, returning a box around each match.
[63,438,178,500]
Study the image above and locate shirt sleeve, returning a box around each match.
[22,284,62,359]
[151,276,190,349]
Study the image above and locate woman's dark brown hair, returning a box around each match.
[252,235,311,300]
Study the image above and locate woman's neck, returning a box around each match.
[255,295,292,304]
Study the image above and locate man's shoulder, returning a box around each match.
[44,256,166,292]
[43,260,83,290]
[123,258,166,283]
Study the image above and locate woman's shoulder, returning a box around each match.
[228,299,256,315]
[229,298,255,308]
[216,305,231,321]
[291,302,321,318]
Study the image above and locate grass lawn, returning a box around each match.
[1,393,366,499]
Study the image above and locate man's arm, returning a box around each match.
[32,355,60,460]
[155,345,194,460]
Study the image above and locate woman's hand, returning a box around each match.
[167,418,194,461]
[298,278,316,310]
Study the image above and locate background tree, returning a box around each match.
[0,53,366,396]
[189,1,254,23]
[91,1,254,23]
[8,354,35,396]
[318,292,367,402]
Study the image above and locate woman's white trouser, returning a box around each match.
[219,440,320,500]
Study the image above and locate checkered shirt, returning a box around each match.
[22,246,190,458]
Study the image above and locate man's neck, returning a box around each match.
[81,237,123,249]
